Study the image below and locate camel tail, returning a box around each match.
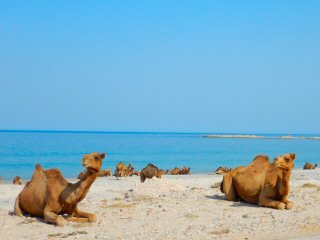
[14,194,24,217]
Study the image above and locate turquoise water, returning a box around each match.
[0,131,319,180]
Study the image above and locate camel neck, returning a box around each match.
[73,169,98,202]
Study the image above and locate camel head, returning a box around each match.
[82,152,106,172]
[273,153,296,170]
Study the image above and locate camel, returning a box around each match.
[303,162,317,170]
[99,168,112,177]
[170,167,181,175]
[115,162,128,177]
[140,164,162,183]
[134,170,141,176]
[181,166,191,175]
[14,152,106,226]
[127,162,135,176]
[214,166,232,175]
[220,154,296,210]
[13,176,22,185]
[158,169,168,176]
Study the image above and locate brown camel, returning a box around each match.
[13,176,22,185]
[99,168,112,177]
[127,162,135,176]
[140,163,162,183]
[134,170,141,176]
[214,166,232,175]
[220,154,296,210]
[170,167,181,175]
[14,152,106,226]
[78,170,86,179]
[303,162,317,170]
[158,169,168,176]
[115,162,128,177]
[181,166,191,175]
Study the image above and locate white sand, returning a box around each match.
[1,170,320,240]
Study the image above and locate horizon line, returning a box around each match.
[0,129,319,136]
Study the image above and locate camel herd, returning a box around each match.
[6,152,318,227]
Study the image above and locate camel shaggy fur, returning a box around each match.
[13,176,22,185]
[140,164,162,183]
[220,154,296,210]
[303,162,317,170]
[14,152,106,226]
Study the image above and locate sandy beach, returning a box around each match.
[1,170,320,240]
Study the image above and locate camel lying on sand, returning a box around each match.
[13,176,22,185]
[115,162,135,177]
[99,168,112,177]
[14,152,106,226]
[140,164,162,183]
[181,166,191,175]
[220,154,296,210]
[215,166,232,175]
[303,162,317,170]
[134,170,141,176]
[170,167,181,175]
[158,169,168,176]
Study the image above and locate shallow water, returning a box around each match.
[0,131,319,180]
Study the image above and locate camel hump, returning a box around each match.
[36,164,45,172]
[45,169,63,178]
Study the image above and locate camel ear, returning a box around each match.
[100,153,106,159]
[290,153,296,161]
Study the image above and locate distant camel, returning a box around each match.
[214,166,231,175]
[170,167,181,175]
[13,176,22,185]
[181,166,191,175]
[221,154,296,210]
[99,168,112,177]
[134,170,141,176]
[14,152,106,226]
[303,162,317,170]
[140,164,162,183]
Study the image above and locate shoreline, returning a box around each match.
[204,134,320,140]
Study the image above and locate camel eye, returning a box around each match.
[95,156,99,161]
[285,158,290,163]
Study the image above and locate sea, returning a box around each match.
[0,131,319,180]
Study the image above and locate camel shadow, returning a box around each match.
[205,194,225,200]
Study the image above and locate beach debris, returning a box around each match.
[303,162,317,170]
[13,176,22,185]
[14,152,106,226]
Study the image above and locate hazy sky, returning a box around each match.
[1,1,319,133]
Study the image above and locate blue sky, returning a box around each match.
[1,1,319,133]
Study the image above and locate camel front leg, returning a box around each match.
[222,174,237,201]
[280,196,294,210]
[73,208,97,223]
[259,189,285,210]
[44,209,66,227]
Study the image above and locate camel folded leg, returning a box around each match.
[44,210,66,227]
[71,208,97,223]
[280,196,294,210]
[259,189,286,210]
[14,194,25,217]
[222,174,237,201]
